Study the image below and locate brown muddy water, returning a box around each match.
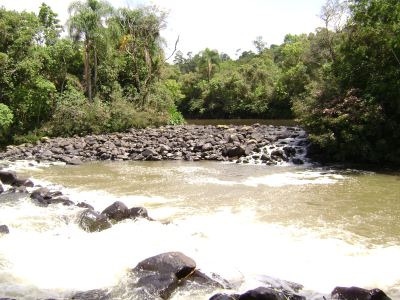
[0,160,399,299]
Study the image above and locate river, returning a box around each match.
[0,160,399,299]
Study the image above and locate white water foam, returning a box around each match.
[187,169,346,187]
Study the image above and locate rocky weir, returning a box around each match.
[0,124,309,166]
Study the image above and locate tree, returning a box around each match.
[113,6,166,107]
[68,0,113,101]
[38,3,63,46]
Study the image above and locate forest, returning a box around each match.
[0,0,399,166]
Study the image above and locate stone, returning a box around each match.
[283,146,296,157]
[292,158,304,165]
[13,177,34,187]
[0,184,3,194]
[331,286,391,300]
[30,187,52,206]
[210,294,239,300]
[142,148,157,158]
[224,145,246,158]
[101,201,129,222]
[51,196,74,206]
[134,252,196,280]
[128,207,150,220]
[78,209,112,232]
[0,225,10,234]
[0,170,17,185]
[77,202,94,210]
[71,289,111,300]
[238,287,305,300]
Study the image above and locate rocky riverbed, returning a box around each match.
[0,125,309,166]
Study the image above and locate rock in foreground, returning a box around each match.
[331,286,392,300]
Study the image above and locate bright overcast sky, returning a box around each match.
[0,0,326,58]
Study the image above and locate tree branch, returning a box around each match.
[164,35,179,62]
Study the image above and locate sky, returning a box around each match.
[0,0,327,59]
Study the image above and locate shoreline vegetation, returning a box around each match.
[0,0,399,167]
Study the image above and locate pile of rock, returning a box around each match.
[78,201,151,232]
[0,125,309,166]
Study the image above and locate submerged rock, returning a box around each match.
[0,225,10,234]
[331,286,392,300]
[78,209,112,232]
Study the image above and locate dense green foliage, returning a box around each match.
[0,1,183,144]
[170,0,399,166]
[0,0,398,166]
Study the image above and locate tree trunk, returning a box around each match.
[84,39,92,101]
[93,45,98,97]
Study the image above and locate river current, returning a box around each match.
[0,160,399,299]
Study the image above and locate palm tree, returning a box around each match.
[68,0,112,100]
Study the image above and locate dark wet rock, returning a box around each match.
[283,146,296,157]
[30,187,52,206]
[13,177,34,187]
[71,289,111,300]
[0,183,4,194]
[142,148,157,158]
[0,170,17,185]
[270,149,285,160]
[129,207,150,220]
[331,286,391,300]
[78,209,112,232]
[0,225,10,234]
[292,158,304,165]
[224,145,246,158]
[52,196,74,206]
[134,252,196,280]
[76,202,94,210]
[210,294,239,300]
[238,286,305,300]
[101,201,129,222]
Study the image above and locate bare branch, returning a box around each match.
[164,35,180,62]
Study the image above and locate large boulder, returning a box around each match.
[78,209,112,232]
[0,225,10,234]
[131,252,197,299]
[331,286,391,300]
[101,201,130,222]
[134,252,196,280]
